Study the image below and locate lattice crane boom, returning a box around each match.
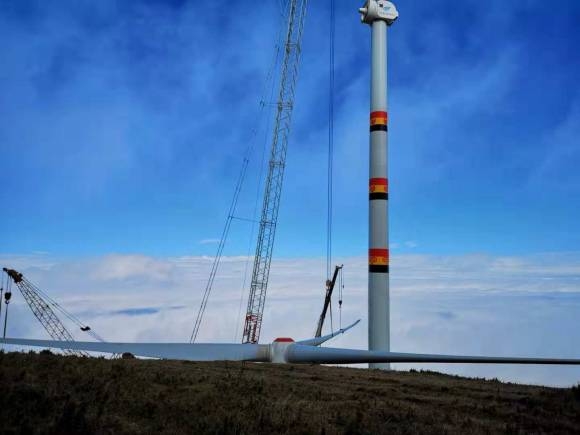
[242,0,308,344]
[2,268,101,356]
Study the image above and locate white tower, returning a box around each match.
[359,0,398,370]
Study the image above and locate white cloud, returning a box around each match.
[2,251,580,386]
[89,254,172,281]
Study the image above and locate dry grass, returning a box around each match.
[1,351,580,434]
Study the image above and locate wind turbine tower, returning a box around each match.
[7,0,580,372]
[359,0,398,370]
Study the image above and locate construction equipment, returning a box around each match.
[242,0,308,344]
[2,268,104,356]
[2,282,11,339]
[315,265,343,338]
[8,1,580,374]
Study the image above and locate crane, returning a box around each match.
[2,268,104,356]
[241,0,309,344]
[315,265,343,338]
[9,1,580,376]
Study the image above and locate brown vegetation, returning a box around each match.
[1,351,580,434]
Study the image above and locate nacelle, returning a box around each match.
[359,0,399,26]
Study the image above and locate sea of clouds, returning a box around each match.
[2,251,580,387]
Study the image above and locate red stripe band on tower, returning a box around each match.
[369,248,389,264]
[369,178,388,200]
[369,248,389,273]
[370,111,388,132]
[370,111,388,123]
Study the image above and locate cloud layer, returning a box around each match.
[2,251,580,387]
[1,0,579,388]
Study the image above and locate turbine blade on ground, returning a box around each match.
[3,338,269,362]
[286,345,580,365]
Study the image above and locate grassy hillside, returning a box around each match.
[1,351,580,434]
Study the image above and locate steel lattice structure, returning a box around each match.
[8,1,580,376]
[3,268,88,356]
[242,0,308,344]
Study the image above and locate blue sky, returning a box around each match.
[1,1,580,386]
[1,0,579,258]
